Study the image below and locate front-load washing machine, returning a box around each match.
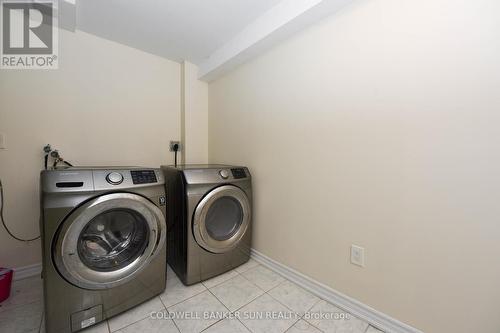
[162,165,252,285]
[40,167,167,333]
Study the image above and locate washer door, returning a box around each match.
[53,193,166,290]
[193,185,250,253]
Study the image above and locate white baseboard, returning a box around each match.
[13,263,42,281]
[251,249,423,333]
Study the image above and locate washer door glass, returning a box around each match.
[78,209,149,272]
[193,185,250,253]
[53,193,166,290]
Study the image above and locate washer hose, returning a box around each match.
[0,178,40,242]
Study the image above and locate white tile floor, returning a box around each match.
[0,260,385,333]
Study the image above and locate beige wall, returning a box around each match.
[0,30,181,268]
[208,1,500,332]
[181,61,209,164]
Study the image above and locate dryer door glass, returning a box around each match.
[193,185,251,253]
[205,197,243,241]
[78,209,149,272]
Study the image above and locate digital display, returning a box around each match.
[231,168,246,179]
[131,170,157,184]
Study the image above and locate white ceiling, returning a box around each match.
[76,0,282,64]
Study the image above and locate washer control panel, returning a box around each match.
[44,168,165,193]
[94,169,163,190]
[131,170,158,184]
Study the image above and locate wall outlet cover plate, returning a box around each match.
[169,141,181,152]
[350,245,365,267]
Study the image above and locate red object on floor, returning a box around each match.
[0,268,13,303]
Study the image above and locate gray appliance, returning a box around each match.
[162,165,252,285]
[40,167,167,333]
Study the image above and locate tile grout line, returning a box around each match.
[205,265,305,333]
[267,281,355,333]
[305,319,327,333]
[210,278,262,313]
[203,267,264,332]
[264,289,298,315]
[239,264,290,295]
[198,287,228,333]
[166,287,221,332]
[231,290,264,313]
[240,267,308,328]
[208,266,301,333]
[109,311,163,333]
[108,300,165,332]
[172,288,227,332]
[0,301,44,332]
[301,301,327,333]
[234,260,260,275]
[169,313,182,333]
[209,268,265,312]
[266,277,288,293]
[163,285,208,310]
[206,287,232,314]
[159,283,185,312]
[234,315,255,333]
[167,280,239,332]
[159,271,179,333]
[262,286,309,333]
[237,264,278,295]
[202,269,242,289]
[160,271,241,332]
[283,317,302,333]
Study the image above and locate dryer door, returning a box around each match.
[193,185,251,253]
[53,193,166,290]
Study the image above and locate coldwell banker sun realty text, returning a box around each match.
[1,0,58,69]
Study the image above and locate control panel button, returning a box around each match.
[106,172,123,185]
[219,169,230,179]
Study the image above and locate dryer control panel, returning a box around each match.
[179,166,250,185]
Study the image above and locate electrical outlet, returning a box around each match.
[169,141,181,152]
[0,133,6,150]
[350,245,365,267]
